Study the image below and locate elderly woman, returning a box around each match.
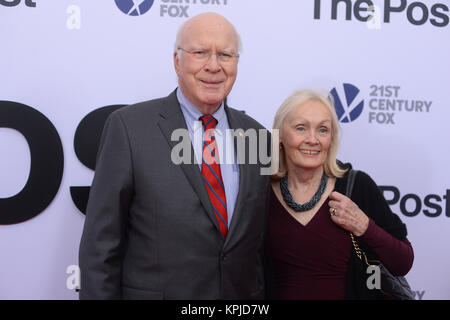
[268,90,414,299]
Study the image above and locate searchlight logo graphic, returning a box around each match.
[330,83,364,123]
[115,0,154,16]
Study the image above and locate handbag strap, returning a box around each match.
[345,169,358,198]
[346,169,379,266]
[350,232,371,265]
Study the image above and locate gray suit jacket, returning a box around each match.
[79,90,271,299]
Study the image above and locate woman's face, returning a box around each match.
[281,99,333,172]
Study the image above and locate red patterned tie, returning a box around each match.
[200,115,228,238]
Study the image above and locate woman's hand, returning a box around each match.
[328,191,369,236]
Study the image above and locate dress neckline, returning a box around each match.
[270,186,330,228]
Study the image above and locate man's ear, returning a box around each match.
[173,51,180,75]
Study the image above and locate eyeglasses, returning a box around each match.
[177,47,240,64]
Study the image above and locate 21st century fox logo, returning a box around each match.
[114,0,229,18]
[330,83,432,125]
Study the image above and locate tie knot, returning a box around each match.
[200,115,218,130]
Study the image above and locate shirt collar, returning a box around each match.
[176,87,226,131]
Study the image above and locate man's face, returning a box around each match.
[174,16,239,113]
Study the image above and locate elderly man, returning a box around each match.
[79,13,271,299]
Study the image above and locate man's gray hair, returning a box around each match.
[173,14,243,54]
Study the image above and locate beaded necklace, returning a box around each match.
[280,172,328,212]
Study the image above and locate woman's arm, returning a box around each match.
[329,170,414,276]
[359,218,414,276]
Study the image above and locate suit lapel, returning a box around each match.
[157,91,221,234]
[223,107,251,247]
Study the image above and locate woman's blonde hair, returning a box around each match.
[271,89,347,180]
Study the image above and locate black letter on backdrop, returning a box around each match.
[379,185,400,205]
[0,0,21,7]
[25,0,36,7]
[0,101,63,225]
[71,105,125,214]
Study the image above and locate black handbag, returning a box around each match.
[346,169,415,300]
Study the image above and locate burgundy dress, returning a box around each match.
[268,188,413,300]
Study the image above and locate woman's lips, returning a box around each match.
[299,149,320,156]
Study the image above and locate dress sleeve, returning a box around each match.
[352,171,414,276]
[359,219,414,276]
